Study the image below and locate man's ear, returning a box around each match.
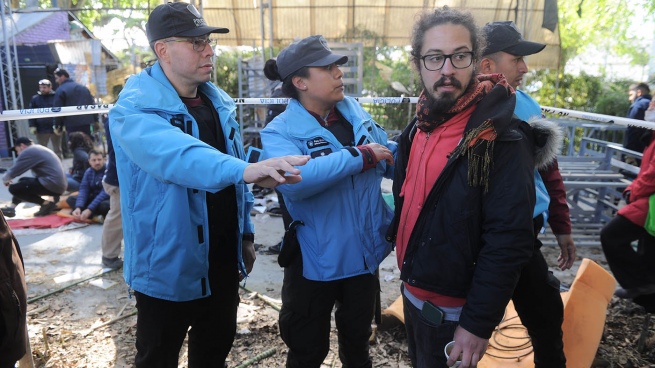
[154,41,168,61]
[479,58,493,74]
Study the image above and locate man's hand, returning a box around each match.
[239,240,256,281]
[3,180,11,187]
[447,326,488,368]
[243,155,310,188]
[80,209,93,221]
[72,207,82,218]
[556,234,576,270]
[366,143,395,165]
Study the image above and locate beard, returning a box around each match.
[422,74,476,118]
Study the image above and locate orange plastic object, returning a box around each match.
[381,258,616,367]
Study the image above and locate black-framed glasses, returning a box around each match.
[163,37,217,52]
[419,52,474,71]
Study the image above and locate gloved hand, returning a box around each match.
[29,127,37,135]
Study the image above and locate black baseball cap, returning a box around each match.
[11,137,33,152]
[146,2,229,43]
[277,35,348,81]
[482,21,546,56]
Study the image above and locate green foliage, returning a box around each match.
[334,27,419,130]
[558,0,655,68]
[527,69,634,153]
[528,70,602,111]
[213,48,246,98]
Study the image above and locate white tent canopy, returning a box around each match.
[200,0,560,70]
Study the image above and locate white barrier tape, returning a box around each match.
[541,105,655,130]
[0,99,652,130]
[1,104,111,122]
[0,98,420,121]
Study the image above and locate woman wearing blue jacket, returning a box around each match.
[260,35,396,368]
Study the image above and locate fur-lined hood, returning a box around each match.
[528,117,563,170]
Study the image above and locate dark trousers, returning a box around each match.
[65,196,110,216]
[133,259,239,367]
[512,215,565,368]
[8,177,60,206]
[601,214,655,289]
[279,256,378,368]
[402,292,458,368]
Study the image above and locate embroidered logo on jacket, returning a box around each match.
[307,137,329,149]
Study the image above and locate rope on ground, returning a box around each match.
[234,347,276,368]
[85,310,138,336]
[240,285,282,311]
[27,267,118,304]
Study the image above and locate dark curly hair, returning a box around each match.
[410,6,486,73]
[68,131,94,152]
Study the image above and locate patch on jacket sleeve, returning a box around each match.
[310,148,333,158]
[307,137,330,149]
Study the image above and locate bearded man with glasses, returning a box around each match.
[387,6,541,367]
[108,2,309,366]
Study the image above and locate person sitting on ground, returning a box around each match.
[601,98,655,310]
[65,132,94,192]
[1,137,67,218]
[65,150,109,222]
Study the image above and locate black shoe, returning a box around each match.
[268,241,282,254]
[102,256,123,269]
[615,284,655,299]
[34,201,57,217]
[1,206,16,218]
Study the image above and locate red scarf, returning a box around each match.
[416,74,514,192]
[416,74,512,133]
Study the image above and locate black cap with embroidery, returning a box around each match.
[146,2,229,43]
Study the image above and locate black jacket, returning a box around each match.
[53,79,96,129]
[387,86,535,339]
[28,90,56,133]
[0,213,27,366]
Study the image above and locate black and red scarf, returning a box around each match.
[415,74,516,192]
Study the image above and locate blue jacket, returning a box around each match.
[625,94,652,153]
[260,97,396,281]
[109,62,253,302]
[515,90,550,222]
[75,165,109,212]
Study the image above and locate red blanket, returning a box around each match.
[7,214,75,229]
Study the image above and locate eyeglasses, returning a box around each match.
[419,52,474,71]
[163,37,217,52]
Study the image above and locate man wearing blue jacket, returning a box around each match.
[108,3,308,367]
[65,149,110,222]
[625,83,652,158]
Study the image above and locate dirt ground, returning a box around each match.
[15,220,655,368]
[4,176,652,367]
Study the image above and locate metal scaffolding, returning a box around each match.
[1,0,24,148]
